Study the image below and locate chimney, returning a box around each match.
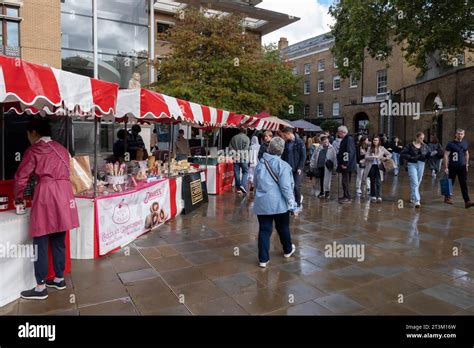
[278,37,288,50]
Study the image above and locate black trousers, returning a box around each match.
[341,171,352,199]
[369,164,382,198]
[318,167,325,193]
[448,166,470,202]
[33,231,66,285]
[293,171,303,206]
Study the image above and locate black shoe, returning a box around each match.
[317,192,325,198]
[324,191,330,199]
[239,185,247,194]
[21,287,48,300]
[46,279,66,290]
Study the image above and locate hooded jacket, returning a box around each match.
[14,139,79,238]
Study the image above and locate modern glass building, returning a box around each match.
[61,0,153,88]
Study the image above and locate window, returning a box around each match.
[350,73,358,88]
[333,58,338,69]
[304,104,310,116]
[377,69,388,94]
[292,66,298,75]
[333,76,341,90]
[304,63,311,75]
[318,104,324,117]
[455,53,465,66]
[318,59,325,71]
[0,4,21,56]
[332,102,340,117]
[157,22,171,40]
[303,80,311,95]
[318,79,325,93]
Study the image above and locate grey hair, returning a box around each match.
[267,137,285,156]
[338,125,348,134]
[456,128,465,133]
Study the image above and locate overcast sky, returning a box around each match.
[257,0,335,46]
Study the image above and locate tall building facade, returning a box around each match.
[282,33,473,146]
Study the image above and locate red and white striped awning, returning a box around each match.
[0,54,119,116]
[116,88,233,127]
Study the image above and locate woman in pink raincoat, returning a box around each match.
[14,118,79,300]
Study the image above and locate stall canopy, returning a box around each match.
[290,119,322,132]
[0,54,119,116]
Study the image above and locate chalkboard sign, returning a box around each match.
[181,171,208,214]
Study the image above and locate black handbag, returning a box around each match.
[325,159,334,171]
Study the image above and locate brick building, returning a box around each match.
[281,32,473,149]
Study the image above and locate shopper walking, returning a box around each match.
[386,136,403,176]
[14,118,79,300]
[356,136,370,195]
[443,129,473,208]
[427,136,443,177]
[363,135,392,203]
[336,126,357,203]
[258,130,273,160]
[253,137,297,268]
[230,128,250,194]
[248,135,261,191]
[310,135,336,199]
[281,127,306,212]
[401,131,436,208]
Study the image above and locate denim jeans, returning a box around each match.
[392,152,400,175]
[407,161,425,203]
[368,165,382,198]
[293,171,303,206]
[233,162,249,190]
[257,212,292,263]
[356,165,370,192]
[33,231,66,285]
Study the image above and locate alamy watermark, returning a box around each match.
[0,242,38,262]
[380,100,421,120]
[324,241,365,262]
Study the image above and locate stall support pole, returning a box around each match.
[93,118,99,198]
[65,117,70,153]
[124,121,128,157]
[168,120,173,177]
[1,108,4,180]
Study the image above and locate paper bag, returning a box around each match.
[70,156,93,194]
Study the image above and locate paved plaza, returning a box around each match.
[2,170,473,316]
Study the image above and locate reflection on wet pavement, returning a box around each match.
[5,171,473,316]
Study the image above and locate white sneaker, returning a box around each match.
[414,202,421,208]
[377,197,382,202]
[370,197,377,202]
[356,189,362,195]
[284,244,296,258]
[300,195,304,204]
[259,261,268,268]
[431,170,436,177]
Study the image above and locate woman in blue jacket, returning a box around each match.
[253,137,297,268]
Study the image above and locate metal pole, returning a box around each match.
[124,121,128,157]
[168,120,173,177]
[93,118,99,197]
[65,117,70,153]
[1,108,5,180]
[149,0,155,85]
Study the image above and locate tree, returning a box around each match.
[329,0,473,78]
[320,119,341,134]
[150,8,301,117]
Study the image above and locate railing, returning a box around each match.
[2,46,21,57]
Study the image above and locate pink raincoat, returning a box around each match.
[14,139,79,238]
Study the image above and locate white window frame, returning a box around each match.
[292,66,298,76]
[332,102,340,117]
[304,80,310,95]
[317,103,324,117]
[318,59,325,72]
[318,79,324,93]
[333,58,338,69]
[303,104,310,116]
[333,76,341,90]
[349,73,358,88]
[304,63,311,75]
[377,69,388,95]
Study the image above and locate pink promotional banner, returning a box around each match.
[95,180,172,255]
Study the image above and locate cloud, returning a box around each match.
[257,0,335,46]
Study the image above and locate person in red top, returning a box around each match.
[14,118,79,300]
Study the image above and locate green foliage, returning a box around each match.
[151,9,301,117]
[320,119,341,134]
[329,0,473,78]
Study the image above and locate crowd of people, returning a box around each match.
[231,126,472,267]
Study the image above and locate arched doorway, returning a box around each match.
[354,112,370,136]
[424,93,444,143]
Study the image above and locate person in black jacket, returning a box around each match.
[282,127,306,212]
[401,131,437,208]
[258,131,273,160]
[336,126,357,203]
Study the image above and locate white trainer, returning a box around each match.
[284,244,296,258]
[259,261,268,268]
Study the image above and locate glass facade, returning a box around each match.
[60,0,152,156]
